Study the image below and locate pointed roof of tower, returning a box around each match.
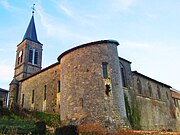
[22,14,40,43]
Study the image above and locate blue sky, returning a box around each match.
[0,0,180,90]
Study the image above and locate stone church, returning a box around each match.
[9,12,180,131]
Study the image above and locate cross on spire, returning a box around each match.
[32,4,35,15]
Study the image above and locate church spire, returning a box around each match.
[23,4,39,43]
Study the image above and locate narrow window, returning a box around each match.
[102,62,108,79]
[157,86,161,99]
[58,81,60,93]
[148,82,153,97]
[137,78,142,94]
[18,57,21,64]
[20,50,23,63]
[34,51,38,64]
[29,49,33,63]
[174,98,177,107]
[44,85,47,100]
[18,50,23,64]
[79,98,83,108]
[32,90,34,104]
[22,94,24,107]
[121,67,126,87]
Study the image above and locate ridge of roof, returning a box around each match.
[132,71,171,88]
[0,88,9,92]
[20,62,59,82]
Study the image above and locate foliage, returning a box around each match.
[55,125,78,135]
[78,123,143,135]
[124,94,133,127]
[124,94,141,130]
[78,123,107,135]
[0,107,24,120]
[0,120,36,134]
[0,126,18,135]
[30,110,61,127]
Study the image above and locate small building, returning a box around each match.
[0,88,9,107]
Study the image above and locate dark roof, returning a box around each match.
[23,15,40,44]
[132,71,171,88]
[20,62,59,82]
[58,40,119,62]
[119,57,132,64]
[10,78,19,85]
[0,88,9,93]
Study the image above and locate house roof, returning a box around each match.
[22,15,40,44]
[132,71,171,88]
[119,57,132,64]
[0,88,9,93]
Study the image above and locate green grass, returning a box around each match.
[0,120,36,134]
[30,111,61,127]
[0,107,61,134]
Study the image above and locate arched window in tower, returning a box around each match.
[18,50,23,64]
[148,82,153,97]
[157,86,161,99]
[137,78,142,94]
[121,67,127,87]
[29,49,33,63]
[34,51,38,64]
[29,48,38,65]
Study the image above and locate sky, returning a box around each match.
[0,0,180,90]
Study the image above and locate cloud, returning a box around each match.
[0,0,10,9]
[36,3,92,43]
[108,0,136,12]
[120,41,155,50]
[58,3,74,18]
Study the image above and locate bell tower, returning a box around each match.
[9,6,43,108]
[14,9,43,81]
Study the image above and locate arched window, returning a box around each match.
[29,48,38,65]
[148,82,153,97]
[121,67,127,87]
[166,91,169,100]
[102,62,108,79]
[137,78,142,94]
[157,86,161,99]
[18,50,23,64]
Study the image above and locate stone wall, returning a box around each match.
[20,63,60,114]
[58,40,129,128]
[131,72,177,131]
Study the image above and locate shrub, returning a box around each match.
[0,120,36,134]
[78,123,108,135]
[30,110,61,127]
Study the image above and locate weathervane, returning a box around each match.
[32,4,35,15]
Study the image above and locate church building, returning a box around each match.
[9,11,180,131]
